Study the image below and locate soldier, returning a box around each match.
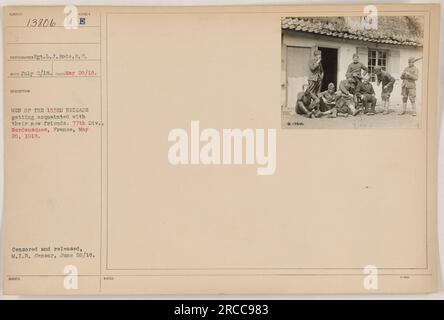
[334,91,353,117]
[339,74,356,96]
[346,53,368,85]
[307,50,324,98]
[356,75,377,115]
[400,57,419,116]
[374,66,395,115]
[318,82,337,112]
[338,76,359,116]
[295,84,321,118]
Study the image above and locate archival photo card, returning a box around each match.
[2,4,440,295]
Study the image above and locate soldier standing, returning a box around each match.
[374,66,395,115]
[307,50,324,98]
[400,57,419,116]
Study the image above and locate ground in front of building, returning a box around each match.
[282,103,421,129]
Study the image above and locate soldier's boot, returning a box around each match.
[382,101,389,115]
[411,102,417,116]
[368,103,376,116]
[309,110,316,118]
[400,103,407,115]
[363,101,369,114]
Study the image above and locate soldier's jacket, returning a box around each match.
[377,70,395,88]
[401,66,418,89]
[308,57,324,81]
[339,80,354,96]
[346,61,368,78]
[336,96,353,113]
[356,82,375,95]
[297,91,312,107]
[318,90,336,104]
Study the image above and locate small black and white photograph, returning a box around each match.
[281,15,424,129]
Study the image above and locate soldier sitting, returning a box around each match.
[356,75,377,115]
[338,76,360,116]
[318,82,337,112]
[334,91,354,117]
[295,84,321,118]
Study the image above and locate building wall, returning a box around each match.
[282,31,423,111]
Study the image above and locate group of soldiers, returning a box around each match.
[296,50,419,118]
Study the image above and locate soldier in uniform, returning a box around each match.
[334,91,353,117]
[317,83,338,117]
[356,75,377,115]
[400,57,419,116]
[307,50,324,98]
[295,84,321,118]
[338,75,359,116]
[374,66,395,115]
[346,53,368,86]
[318,82,337,112]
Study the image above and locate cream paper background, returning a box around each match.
[0,1,442,296]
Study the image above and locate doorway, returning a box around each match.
[319,47,338,92]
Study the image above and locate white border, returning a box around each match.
[0,0,442,300]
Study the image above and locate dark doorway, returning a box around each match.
[319,47,338,92]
